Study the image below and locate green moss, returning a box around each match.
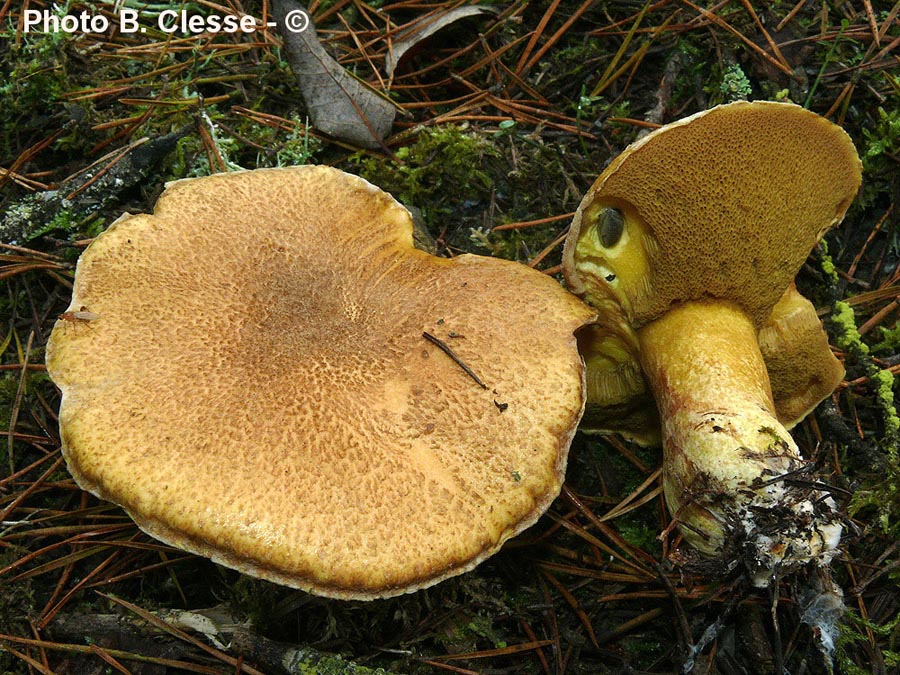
[820,256,838,284]
[548,39,610,92]
[836,295,900,537]
[617,521,658,551]
[270,116,321,167]
[872,369,900,443]
[165,113,253,178]
[837,609,900,675]
[352,124,579,262]
[874,324,900,354]
[851,482,898,533]
[25,207,76,240]
[287,649,395,675]
[773,88,793,102]
[355,124,498,219]
[437,611,508,654]
[168,135,204,179]
[832,301,869,356]
[0,28,73,158]
[225,576,286,632]
[819,243,841,286]
[862,106,900,172]
[832,301,899,450]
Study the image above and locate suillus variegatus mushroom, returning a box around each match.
[46,166,596,599]
[562,101,862,584]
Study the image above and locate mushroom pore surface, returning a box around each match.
[563,101,862,328]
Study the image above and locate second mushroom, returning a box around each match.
[563,101,862,584]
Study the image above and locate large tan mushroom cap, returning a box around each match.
[46,166,595,599]
[563,101,862,328]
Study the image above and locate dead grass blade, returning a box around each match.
[426,639,555,661]
[541,568,599,648]
[680,0,794,77]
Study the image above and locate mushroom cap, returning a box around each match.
[563,101,862,328]
[760,283,845,428]
[576,320,661,446]
[46,166,595,599]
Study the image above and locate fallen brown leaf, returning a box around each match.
[386,6,498,77]
[272,0,395,149]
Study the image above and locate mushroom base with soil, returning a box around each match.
[639,300,842,584]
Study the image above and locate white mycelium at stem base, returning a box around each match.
[638,300,842,584]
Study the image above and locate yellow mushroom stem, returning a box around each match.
[638,300,842,584]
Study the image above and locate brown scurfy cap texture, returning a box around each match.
[46,166,595,600]
[563,101,862,328]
